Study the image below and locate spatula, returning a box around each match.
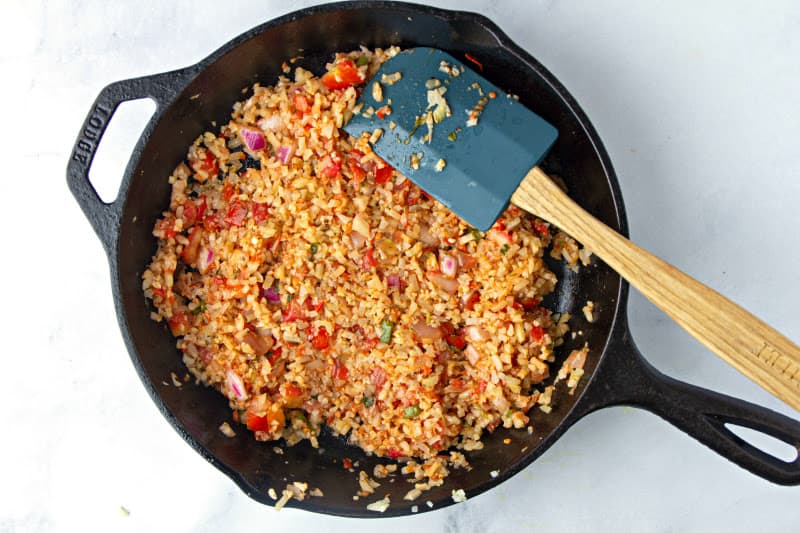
[344,47,800,412]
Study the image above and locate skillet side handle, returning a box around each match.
[66,68,195,253]
[581,328,800,485]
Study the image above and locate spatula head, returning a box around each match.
[343,47,558,231]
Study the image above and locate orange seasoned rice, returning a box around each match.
[142,47,586,467]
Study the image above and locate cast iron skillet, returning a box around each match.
[67,1,800,517]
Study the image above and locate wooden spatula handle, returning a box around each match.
[511,166,800,412]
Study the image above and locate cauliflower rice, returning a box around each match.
[143,48,587,470]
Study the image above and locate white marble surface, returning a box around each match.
[2,0,799,531]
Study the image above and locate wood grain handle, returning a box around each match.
[511,166,800,412]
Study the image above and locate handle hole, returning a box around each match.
[88,98,157,203]
[724,423,799,463]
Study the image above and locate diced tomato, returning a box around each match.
[285,384,303,398]
[332,358,348,381]
[181,226,202,264]
[374,164,393,185]
[360,336,379,352]
[156,216,177,239]
[246,404,285,432]
[371,367,387,392]
[252,202,269,223]
[387,447,402,459]
[197,196,207,219]
[375,106,390,119]
[478,379,488,393]
[446,333,467,350]
[531,325,545,342]
[293,93,310,114]
[311,328,330,350]
[520,298,540,311]
[456,251,477,270]
[245,412,270,432]
[182,201,198,227]
[362,248,378,270]
[347,158,367,184]
[168,312,189,336]
[319,152,342,179]
[224,201,248,227]
[462,290,480,311]
[321,59,364,90]
[438,322,454,337]
[191,150,218,179]
[306,299,324,312]
[151,287,166,299]
[342,458,353,469]
[202,212,223,231]
[224,182,235,202]
[266,346,282,364]
[533,220,549,236]
[282,301,305,323]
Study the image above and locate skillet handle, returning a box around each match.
[66,67,195,254]
[579,326,800,485]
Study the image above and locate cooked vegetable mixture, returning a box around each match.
[143,47,587,470]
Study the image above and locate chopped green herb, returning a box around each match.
[470,228,484,241]
[191,300,206,315]
[292,410,309,425]
[310,242,319,254]
[362,395,375,408]
[356,55,370,67]
[379,318,395,344]
[407,115,426,138]
[447,131,458,141]
[500,244,509,255]
[287,293,295,302]
[403,405,421,418]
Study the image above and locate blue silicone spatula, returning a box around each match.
[344,47,800,412]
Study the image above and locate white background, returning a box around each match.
[2,0,799,531]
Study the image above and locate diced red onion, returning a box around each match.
[492,394,510,413]
[465,325,488,342]
[227,369,247,400]
[240,126,265,152]
[419,225,439,247]
[411,320,443,340]
[440,252,458,278]
[349,231,366,249]
[371,367,387,392]
[243,331,274,356]
[456,251,476,270]
[197,246,213,274]
[565,348,587,370]
[464,344,480,366]
[261,285,281,303]
[386,274,402,287]
[427,271,459,294]
[277,145,294,164]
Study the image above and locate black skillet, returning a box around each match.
[67,1,800,517]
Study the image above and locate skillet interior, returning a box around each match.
[114,2,624,516]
